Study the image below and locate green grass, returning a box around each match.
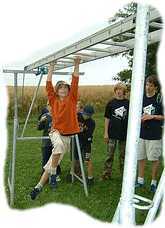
[5,112,163,224]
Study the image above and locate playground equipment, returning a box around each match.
[3,3,164,225]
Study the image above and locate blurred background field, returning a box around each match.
[7,85,115,118]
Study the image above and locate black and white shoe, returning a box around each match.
[87,177,94,186]
[30,188,41,200]
[49,174,57,189]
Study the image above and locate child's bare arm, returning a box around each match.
[46,61,57,105]
[141,114,164,122]
[104,118,110,143]
[73,57,81,76]
[47,62,56,81]
[70,57,81,99]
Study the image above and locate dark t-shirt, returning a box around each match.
[78,113,96,146]
[104,98,129,140]
[140,94,164,140]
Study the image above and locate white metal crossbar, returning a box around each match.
[3,69,85,75]
[133,194,153,210]
[24,7,162,71]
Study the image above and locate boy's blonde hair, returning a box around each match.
[114,82,127,95]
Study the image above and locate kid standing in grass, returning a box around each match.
[37,102,61,178]
[80,105,95,185]
[135,76,164,193]
[101,82,129,180]
[69,100,84,177]
[68,104,95,185]
[30,57,81,200]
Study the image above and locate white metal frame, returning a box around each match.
[5,69,88,206]
[24,7,161,71]
[4,4,164,225]
[116,4,150,225]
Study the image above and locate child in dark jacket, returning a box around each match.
[37,104,61,177]
[70,101,84,177]
[73,105,96,185]
[81,105,95,185]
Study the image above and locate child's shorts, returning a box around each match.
[72,141,92,161]
[44,130,71,172]
[82,143,92,161]
[137,138,162,161]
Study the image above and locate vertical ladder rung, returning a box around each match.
[86,47,112,53]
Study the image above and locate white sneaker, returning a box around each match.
[56,175,61,182]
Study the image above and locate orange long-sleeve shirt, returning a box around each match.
[46,75,80,135]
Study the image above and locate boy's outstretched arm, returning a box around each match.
[47,62,56,81]
[46,61,56,104]
[69,57,81,99]
[73,57,81,77]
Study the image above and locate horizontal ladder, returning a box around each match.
[24,7,162,72]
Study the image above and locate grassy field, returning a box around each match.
[5,112,163,224]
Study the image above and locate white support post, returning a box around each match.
[144,168,165,224]
[10,73,18,206]
[21,72,25,106]
[71,137,75,183]
[21,73,43,137]
[119,4,150,225]
[75,134,88,197]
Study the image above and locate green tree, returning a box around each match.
[112,2,160,82]
[113,69,132,83]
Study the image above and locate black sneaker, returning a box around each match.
[30,188,41,200]
[150,184,157,193]
[87,177,94,186]
[135,182,144,188]
[49,174,57,189]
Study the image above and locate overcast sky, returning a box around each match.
[0,0,164,87]
[0,0,131,86]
